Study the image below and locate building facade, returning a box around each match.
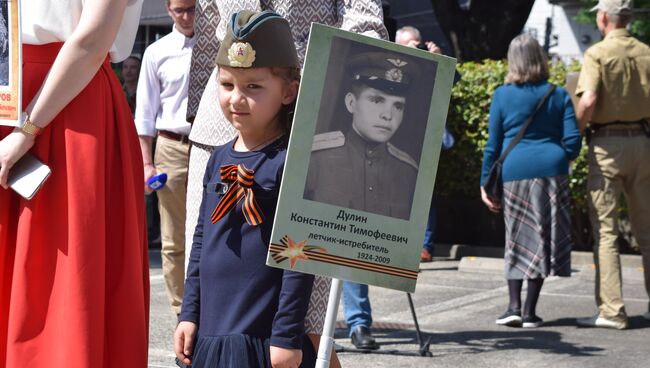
[132,0,176,57]
[524,0,601,62]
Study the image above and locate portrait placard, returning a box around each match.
[266,24,456,292]
[0,0,21,125]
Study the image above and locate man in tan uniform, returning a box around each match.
[575,0,650,329]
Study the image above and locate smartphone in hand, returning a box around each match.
[8,153,51,200]
[175,357,191,368]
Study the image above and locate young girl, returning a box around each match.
[174,10,315,368]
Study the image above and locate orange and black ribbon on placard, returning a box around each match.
[211,164,264,226]
[270,235,419,280]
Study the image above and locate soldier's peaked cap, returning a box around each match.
[347,51,418,96]
[216,10,299,68]
[590,0,632,15]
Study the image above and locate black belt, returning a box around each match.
[158,130,189,144]
[592,128,645,138]
[587,119,650,141]
[590,119,646,129]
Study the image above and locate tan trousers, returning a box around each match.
[155,135,189,315]
[587,134,650,322]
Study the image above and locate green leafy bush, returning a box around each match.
[436,59,582,198]
[435,59,507,199]
[434,59,641,252]
[434,59,595,246]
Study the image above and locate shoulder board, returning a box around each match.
[387,143,418,170]
[312,131,345,152]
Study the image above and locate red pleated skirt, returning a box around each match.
[0,43,149,367]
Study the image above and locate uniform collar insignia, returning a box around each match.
[228,42,256,67]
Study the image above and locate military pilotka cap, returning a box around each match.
[590,0,632,15]
[347,52,417,95]
[216,10,299,68]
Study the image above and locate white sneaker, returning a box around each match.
[643,311,650,321]
[576,315,627,330]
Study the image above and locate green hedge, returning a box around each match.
[435,59,584,198]
[433,60,643,252]
[434,60,593,245]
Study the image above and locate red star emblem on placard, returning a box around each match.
[277,237,309,268]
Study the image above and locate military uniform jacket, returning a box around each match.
[304,130,418,220]
[575,29,650,123]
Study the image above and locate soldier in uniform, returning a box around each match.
[304,52,418,221]
[575,0,650,329]
[303,51,419,349]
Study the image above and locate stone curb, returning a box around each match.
[431,243,643,269]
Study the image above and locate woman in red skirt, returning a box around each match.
[0,1,149,367]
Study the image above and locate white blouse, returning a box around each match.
[21,0,143,62]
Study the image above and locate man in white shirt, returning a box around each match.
[135,0,196,315]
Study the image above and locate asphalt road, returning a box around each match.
[147,250,649,368]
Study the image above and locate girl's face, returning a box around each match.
[218,66,298,135]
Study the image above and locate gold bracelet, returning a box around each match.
[21,113,42,136]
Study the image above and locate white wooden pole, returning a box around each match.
[315,278,343,368]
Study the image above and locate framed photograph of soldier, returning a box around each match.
[304,36,437,221]
[0,0,21,125]
[266,24,457,292]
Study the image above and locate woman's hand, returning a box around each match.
[270,346,302,368]
[0,129,36,189]
[173,321,198,366]
[480,187,502,213]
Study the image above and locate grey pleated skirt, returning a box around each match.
[502,175,573,280]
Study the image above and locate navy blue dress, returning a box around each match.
[180,136,315,368]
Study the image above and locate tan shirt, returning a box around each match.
[575,29,650,124]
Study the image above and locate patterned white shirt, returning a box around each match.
[187,0,388,146]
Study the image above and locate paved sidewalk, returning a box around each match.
[147,250,649,368]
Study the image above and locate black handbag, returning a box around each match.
[483,84,556,201]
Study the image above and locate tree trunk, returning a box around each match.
[430,0,535,61]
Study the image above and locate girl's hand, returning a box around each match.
[173,321,197,366]
[0,129,36,189]
[270,346,302,368]
[480,187,502,213]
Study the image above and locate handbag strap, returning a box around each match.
[496,84,557,163]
